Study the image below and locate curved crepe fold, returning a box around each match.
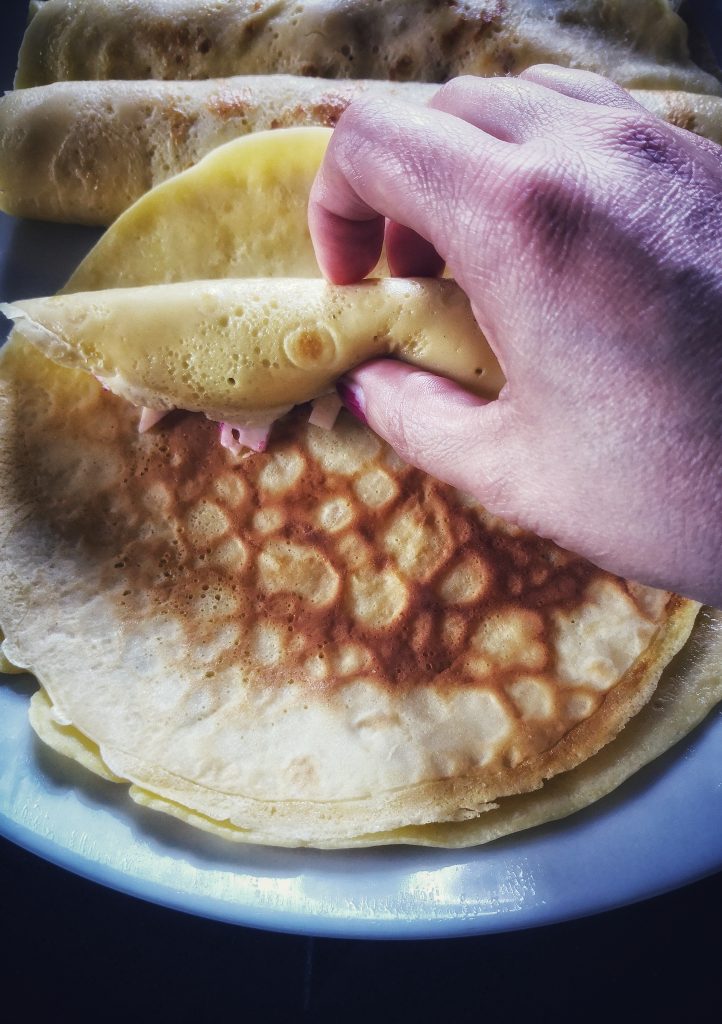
[62,128,334,290]
[16,0,721,94]
[2,277,504,424]
[3,80,722,225]
[1,78,719,849]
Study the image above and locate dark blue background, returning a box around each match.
[1,1,720,1017]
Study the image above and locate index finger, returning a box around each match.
[308,95,509,286]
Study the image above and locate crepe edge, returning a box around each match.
[18,606,721,849]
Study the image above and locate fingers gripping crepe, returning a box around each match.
[15,0,722,94]
[2,278,504,425]
[0,128,716,849]
[0,338,701,844]
[0,77,435,225]
[3,80,722,227]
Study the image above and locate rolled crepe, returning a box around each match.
[3,77,722,227]
[0,77,435,225]
[16,0,722,93]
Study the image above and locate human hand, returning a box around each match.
[308,66,722,606]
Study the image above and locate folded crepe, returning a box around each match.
[2,277,504,426]
[3,76,722,225]
[15,0,722,93]
[1,127,719,848]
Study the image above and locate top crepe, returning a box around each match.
[2,277,503,425]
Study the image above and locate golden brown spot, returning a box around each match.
[442,611,467,652]
[348,567,408,629]
[383,502,452,582]
[258,449,305,495]
[257,540,339,608]
[336,532,371,569]
[438,555,491,605]
[507,677,554,720]
[209,537,248,572]
[283,326,336,369]
[185,501,229,543]
[252,507,284,534]
[141,482,172,514]
[329,643,372,676]
[353,467,396,508]
[316,497,354,533]
[162,104,196,145]
[310,96,349,127]
[212,472,247,507]
[250,623,286,667]
[306,415,380,474]
[566,692,597,720]
[472,608,547,672]
[207,90,251,121]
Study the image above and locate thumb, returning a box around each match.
[337,359,514,507]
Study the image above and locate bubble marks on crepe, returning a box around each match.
[16,371,670,781]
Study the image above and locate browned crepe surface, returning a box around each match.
[0,338,697,844]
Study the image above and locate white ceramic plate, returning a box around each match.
[1,211,721,938]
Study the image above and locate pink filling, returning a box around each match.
[134,395,342,454]
[308,393,343,430]
[138,407,171,433]
[219,421,273,455]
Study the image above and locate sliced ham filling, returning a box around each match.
[308,393,343,430]
[138,407,171,433]
[219,420,274,455]
[136,393,342,452]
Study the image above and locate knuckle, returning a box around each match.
[505,156,590,270]
[609,115,690,177]
[430,74,477,107]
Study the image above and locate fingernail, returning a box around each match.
[336,378,367,424]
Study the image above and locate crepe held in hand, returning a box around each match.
[15,0,722,94]
[2,278,503,428]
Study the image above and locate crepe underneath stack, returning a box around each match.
[0,337,711,846]
[1,127,720,848]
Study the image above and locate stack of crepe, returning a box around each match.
[0,0,720,849]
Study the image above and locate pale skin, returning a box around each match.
[308,65,722,608]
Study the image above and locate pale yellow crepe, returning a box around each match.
[28,610,721,848]
[0,337,700,844]
[64,128,333,287]
[3,277,503,424]
[0,77,434,225]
